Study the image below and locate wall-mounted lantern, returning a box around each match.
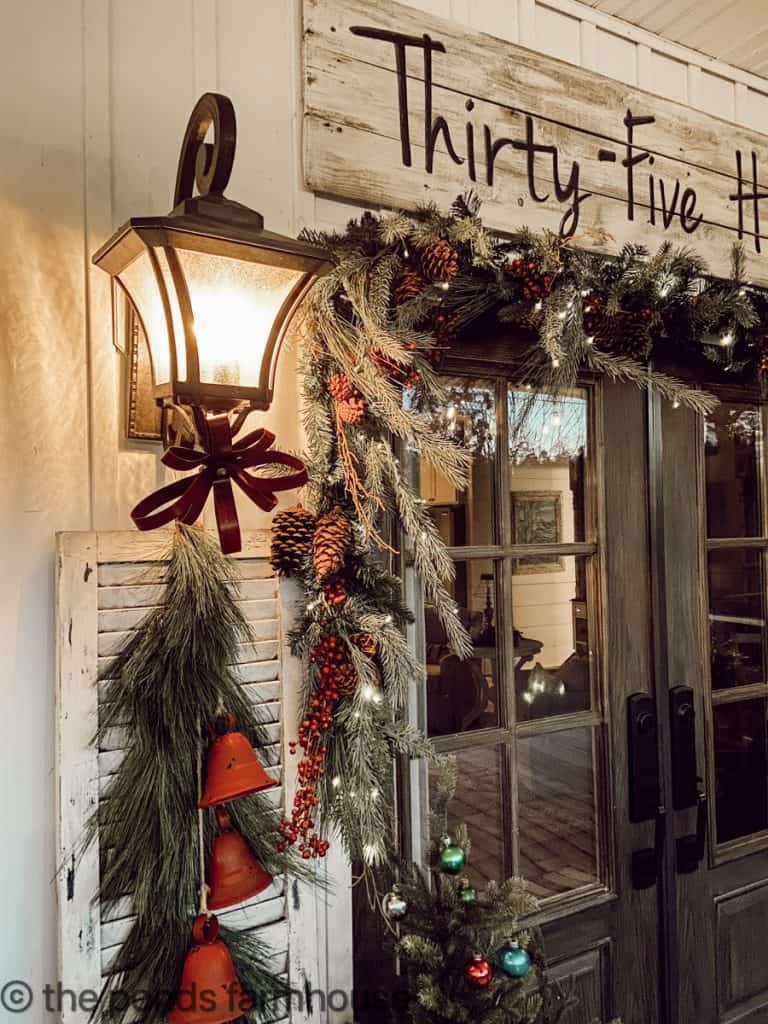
[93,93,331,552]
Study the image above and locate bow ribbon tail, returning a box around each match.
[131,470,213,532]
[231,458,308,513]
[211,475,242,555]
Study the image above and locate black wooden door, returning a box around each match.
[657,388,768,1024]
[406,374,664,1024]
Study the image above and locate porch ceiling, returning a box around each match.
[586,0,768,80]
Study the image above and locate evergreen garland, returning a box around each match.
[277,194,767,881]
[84,524,300,1024]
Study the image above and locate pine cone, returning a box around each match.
[337,397,366,424]
[270,505,316,577]
[418,239,459,284]
[328,374,356,402]
[328,374,366,424]
[335,661,357,696]
[313,507,352,579]
[393,268,427,306]
[352,632,377,656]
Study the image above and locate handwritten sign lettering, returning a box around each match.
[304,0,768,282]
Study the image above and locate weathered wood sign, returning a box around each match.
[303,0,768,284]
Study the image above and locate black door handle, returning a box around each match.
[627,693,660,823]
[677,786,708,873]
[627,693,664,889]
[670,685,698,810]
[632,804,667,889]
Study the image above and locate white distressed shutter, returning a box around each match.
[55,530,352,1024]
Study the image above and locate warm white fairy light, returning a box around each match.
[534,301,543,311]
[673,399,681,409]
[585,335,595,346]
[721,331,734,347]
[332,776,341,788]
[552,357,560,368]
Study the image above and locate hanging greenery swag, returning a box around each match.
[273,193,768,881]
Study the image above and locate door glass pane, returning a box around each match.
[714,700,768,842]
[423,379,497,546]
[518,727,599,897]
[708,548,766,690]
[509,388,589,543]
[514,555,593,721]
[705,403,761,538]
[425,560,500,737]
[430,746,505,885]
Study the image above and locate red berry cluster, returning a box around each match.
[373,349,422,389]
[507,258,553,301]
[328,373,366,425]
[582,292,607,337]
[323,578,347,607]
[279,635,355,859]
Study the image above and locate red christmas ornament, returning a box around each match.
[464,955,493,990]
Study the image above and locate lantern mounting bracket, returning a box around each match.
[174,92,237,207]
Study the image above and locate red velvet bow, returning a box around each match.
[131,413,307,554]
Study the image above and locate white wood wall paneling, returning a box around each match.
[1,1,92,1008]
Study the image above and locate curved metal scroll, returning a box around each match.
[173,93,237,206]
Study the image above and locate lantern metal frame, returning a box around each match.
[93,92,332,414]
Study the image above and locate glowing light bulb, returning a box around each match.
[721,332,734,347]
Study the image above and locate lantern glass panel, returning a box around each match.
[177,250,304,388]
[119,250,171,385]
[155,248,187,380]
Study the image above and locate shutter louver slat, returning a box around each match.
[57,535,291,1021]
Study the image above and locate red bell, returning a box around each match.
[208,807,273,911]
[167,914,252,1024]
[199,716,275,808]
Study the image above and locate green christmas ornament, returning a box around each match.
[458,876,477,903]
[438,835,466,875]
[499,939,531,978]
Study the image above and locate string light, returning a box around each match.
[585,336,595,346]
[439,281,450,291]
[332,776,341,788]
[673,399,681,409]
[721,331,735,347]
[552,357,560,368]
[534,301,543,311]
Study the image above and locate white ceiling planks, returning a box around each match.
[588,0,768,78]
